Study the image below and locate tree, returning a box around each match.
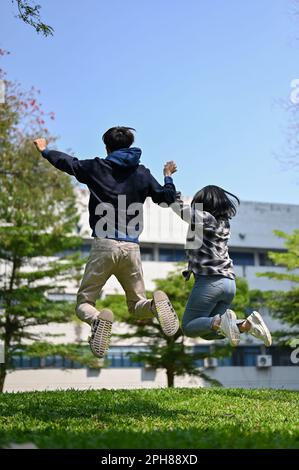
[252,230,299,342]
[0,62,97,392]
[97,270,250,388]
[11,0,54,36]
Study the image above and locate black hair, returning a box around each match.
[191,185,240,220]
[102,126,136,152]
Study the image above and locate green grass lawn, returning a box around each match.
[0,387,299,449]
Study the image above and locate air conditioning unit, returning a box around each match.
[256,355,272,368]
[204,357,218,368]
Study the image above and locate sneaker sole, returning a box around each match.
[251,311,272,347]
[221,309,240,347]
[153,291,180,337]
[89,309,113,358]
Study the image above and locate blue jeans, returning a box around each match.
[182,275,236,340]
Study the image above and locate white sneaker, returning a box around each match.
[247,311,272,347]
[153,291,180,337]
[89,309,113,358]
[218,309,240,347]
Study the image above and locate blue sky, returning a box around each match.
[1,0,298,203]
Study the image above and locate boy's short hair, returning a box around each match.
[102,126,136,152]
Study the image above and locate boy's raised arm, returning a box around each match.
[147,160,177,205]
[162,162,191,224]
[33,138,90,184]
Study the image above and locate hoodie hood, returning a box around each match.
[105,147,141,168]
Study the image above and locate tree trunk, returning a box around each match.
[0,257,17,393]
[166,369,175,388]
[0,363,6,393]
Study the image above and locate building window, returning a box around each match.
[56,243,91,258]
[9,346,297,369]
[242,347,261,366]
[268,346,295,366]
[192,345,210,367]
[159,248,186,262]
[230,252,255,266]
[258,252,275,267]
[81,243,91,255]
[107,347,144,368]
[218,356,233,366]
[30,357,41,368]
[140,247,154,261]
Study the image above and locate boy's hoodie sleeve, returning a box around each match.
[146,171,177,205]
[41,148,91,184]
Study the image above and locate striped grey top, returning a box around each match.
[172,197,235,280]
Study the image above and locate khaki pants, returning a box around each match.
[76,238,153,324]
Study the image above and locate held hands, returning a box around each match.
[33,138,47,152]
[163,160,177,177]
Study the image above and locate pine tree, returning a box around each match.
[0,61,97,392]
[253,230,299,342]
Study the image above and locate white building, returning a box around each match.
[4,192,299,392]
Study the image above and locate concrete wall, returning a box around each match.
[4,367,299,392]
[230,200,299,249]
[206,366,299,390]
[233,265,298,291]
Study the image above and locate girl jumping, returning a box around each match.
[174,185,271,347]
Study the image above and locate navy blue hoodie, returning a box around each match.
[41,147,176,243]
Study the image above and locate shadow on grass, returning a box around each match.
[0,426,299,449]
[0,388,298,425]
[201,388,299,403]
[1,389,298,449]
[0,391,193,423]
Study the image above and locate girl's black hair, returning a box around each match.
[191,185,240,219]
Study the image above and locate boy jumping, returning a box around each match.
[34,127,179,358]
